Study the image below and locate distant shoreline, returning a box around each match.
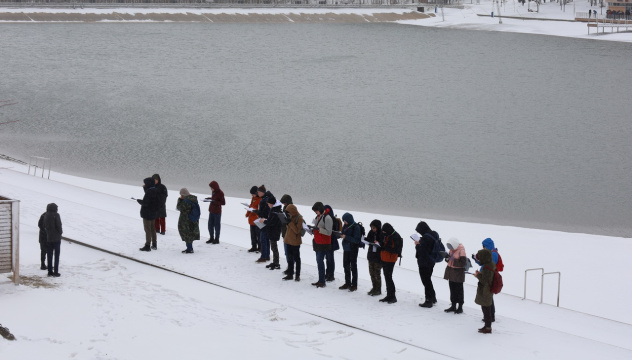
[0,8,432,22]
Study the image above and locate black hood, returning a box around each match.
[152,174,162,184]
[46,203,58,213]
[143,177,155,188]
[382,222,394,235]
[415,221,431,235]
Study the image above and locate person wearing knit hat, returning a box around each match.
[246,186,261,253]
[310,202,332,288]
[366,219,384,296]
[176,188,200,254]
[152,174,168,236]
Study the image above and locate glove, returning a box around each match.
[444,258,449,263]
[471,254,477,260]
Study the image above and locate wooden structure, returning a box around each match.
[0,197,20,285]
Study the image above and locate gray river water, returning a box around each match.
[1,22,631,237]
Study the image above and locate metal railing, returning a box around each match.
[28,156,51,179]
[523,267,561,307]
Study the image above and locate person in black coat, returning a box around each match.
[263,195,283,270]
[366,219,384,296]
[152,174,168,235]
[414,221,440,308]
[43,203,62,277]
[380,223,402,304]
[37,212,48,270]
[254,186,273,263]
[137,177,160,251]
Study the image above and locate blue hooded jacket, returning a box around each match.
[341,213,362,252]
[475,237,499,269]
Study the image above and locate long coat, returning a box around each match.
[137,177,160,220]
[475,249,496,306]
[444,243,466,283]
[152,174,168,218]
[43,203,63,243]
[176,195,201,242]
[283,204,303,246]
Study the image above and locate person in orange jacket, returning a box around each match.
[246,186,261,253]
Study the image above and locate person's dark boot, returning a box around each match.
[139,245,151,252]
[454,303,463,314]
[247,247,257,253]
[47,272,54,277]
[387,296,397,304]
[419,300,433,308]
[349,285,357,292]
[265,263,274,268]
[52,272,61,277]
[213,239,220,244]
[432,297,438,304]
[339,283,350,290]
[295,274,300,282]
[379,295,391,302]
[478,327,492,334]
[444,303,457,313]
[282,274,293,281]
[151,244,157,250]
[326,275,335,282]
[40,264,47,270]
[283,268,290,275]
[206,238,214,244]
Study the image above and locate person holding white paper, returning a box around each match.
[366,219,384,296]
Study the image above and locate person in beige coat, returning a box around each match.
[443,238,467,314]
[283,204,303,282]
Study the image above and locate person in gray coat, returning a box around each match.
[43,203,62,277]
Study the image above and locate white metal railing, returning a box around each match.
[27,156,51,179]
[523,267,562,307]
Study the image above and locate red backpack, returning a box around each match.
[494,250,504,272]
[484,265,503,294]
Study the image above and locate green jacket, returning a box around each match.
[475,249,496,306]
[176,195,201,242]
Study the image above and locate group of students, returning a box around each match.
[242,185,504,334]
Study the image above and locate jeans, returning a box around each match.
[418,266,436,302]
[186,241,193,251]
[382,261,396,297]
[208,213,222,240]
[259,230,270,260]
[343,248,359,286]
[325,249,336,278]
[249,225,260,249]
[286,244,301,276]
[315,251,327,283]
[47,241,61,274]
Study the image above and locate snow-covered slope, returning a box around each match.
[1,160,631,359]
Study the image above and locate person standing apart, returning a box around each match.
[176,188,200,253]
[379,223,402,304]
[205,180,225,244]
[443,238,466,314]
[246,186,261,253]
[474,249,495,334]
[43,203,62,277]
[414,221,440,308]
[138,177,160,251]
[310,202,332,288]
[152,174,168,235]
[283,204,303,282]
[339,212,362,292]
[37,211,48,270]
[366,219,384,296]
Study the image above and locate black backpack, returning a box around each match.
[356,222,366,248]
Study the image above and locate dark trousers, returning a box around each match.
[316,251,327,283]
[491,297,496,319]
[449,281,464,304]
[368,261,382,292]
[286,244,301,276]
[418,266,436,302]
[208,213,221,240]
[325,249,336,278]
[249,225,260,249]
[185,241,193,251]
[482,305,493,328]
[40,242,47,267]
[271,240,280,265]
[259,230,270,260]
[154,217,166,233]
[47,241,61,274]
[143,218,157,247]
[382,261,396,297]
[343,248,359,286]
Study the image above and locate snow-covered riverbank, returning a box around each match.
[1,158,631,358]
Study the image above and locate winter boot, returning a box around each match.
[283,268,290,275]
[419,300,433,308]
[478,327,492,334]
[139,245,151,252]
[282,274,294,281]
[182,249,194,254]
[247,247,257,253]
[349,285,358,292]
[255,258,267,263]
[265,263,274,268]
[379,295,391,302]
[213,239,220,244]
[295,274,300,282]
[40,264,47,270]
[432,297,438,304]
[151,244,157,250]
[339,283,350,290]
[312,282,326,288]
[444,303,457,313]
[269,263,281,270]
[454,303,463,314]
[387,296,398,304]
[206,238,214,244]
[326,275,335,282]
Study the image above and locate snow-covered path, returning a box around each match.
[1,160,631,359]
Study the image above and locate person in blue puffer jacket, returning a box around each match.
[339,212,362,292]
[473,237,501,322]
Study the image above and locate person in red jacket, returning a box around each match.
[205,180,225,244]
[246,186,261,252]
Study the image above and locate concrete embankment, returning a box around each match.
[0,9,432,22]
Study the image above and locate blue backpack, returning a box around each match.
[184,199,201,223]
[426,233,445,263]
